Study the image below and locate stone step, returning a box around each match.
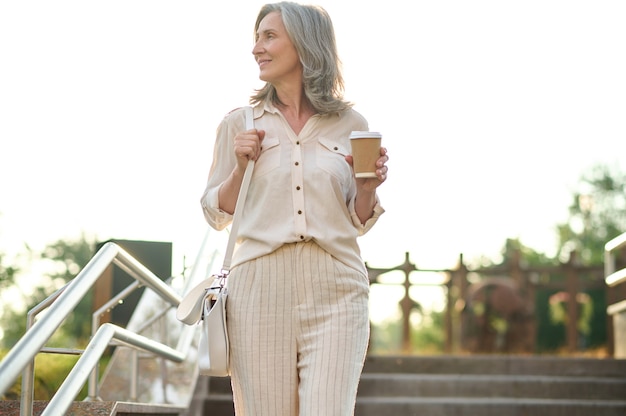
[362,355,626,377]
[196,355,626,416]
[198,395,626,416]
[354,397,626,416]
[195,394,236,416]
[358,373,626,400]
[0,400,185,416]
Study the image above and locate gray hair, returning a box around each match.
[250,2,352,114]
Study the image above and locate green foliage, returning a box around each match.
[0,253,19,290]
[0,234,96,349]
[369,309,445,354]
[557,163,626,265]
[535,289,566,352]
[410,309,445,353]
[0,349,110,401]
[40,234,96,345]
[548,292,593,335]
[586,288,608,348]
[41,236,95,279]
[535,288,607,352]
[456,164,625,354]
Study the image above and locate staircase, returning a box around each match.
[193,355,626,416]
[0,400,185,416]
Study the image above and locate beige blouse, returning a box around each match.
[200,101,384,275]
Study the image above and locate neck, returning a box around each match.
[273,86,315,135]
[275,88,314,119]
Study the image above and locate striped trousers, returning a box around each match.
[226,241,370,416]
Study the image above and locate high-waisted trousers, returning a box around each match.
[226,241,370,416]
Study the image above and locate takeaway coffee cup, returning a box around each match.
[349,131,382,178]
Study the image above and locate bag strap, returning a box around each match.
[221,106,255,275]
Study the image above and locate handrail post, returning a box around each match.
[19,284,69,416]
[130,349,139,401]
[20,309,37,416]
[19,360,35,416]
[605,232,626,357]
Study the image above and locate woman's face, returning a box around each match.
[252,11,302,86]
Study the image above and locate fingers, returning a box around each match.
[347,147,388,185]
[376,147,389,181]
[376,166,388,182]
[234,129,264,162]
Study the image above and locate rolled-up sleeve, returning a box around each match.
[201,185,232,231]
[200,111,242,231]
[348,195,385,236]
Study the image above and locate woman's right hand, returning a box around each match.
[233,128,265,172]
[219,128,266,214]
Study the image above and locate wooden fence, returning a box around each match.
[366,249,626,355]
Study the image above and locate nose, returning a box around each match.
[252,39,263,57]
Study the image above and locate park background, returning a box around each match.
[1,0,625,348]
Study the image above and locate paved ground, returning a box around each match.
[0,400,115,416]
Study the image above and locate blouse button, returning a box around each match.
[334,146,338,151]
[295,161,300,166]
[296,186,301,191]
[297,210,302,215]
[296,141,300,145]
[299,235,305,240]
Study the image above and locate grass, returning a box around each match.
[0,350,110,401]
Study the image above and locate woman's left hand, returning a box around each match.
[346,147,389,192]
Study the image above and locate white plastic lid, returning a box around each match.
[349,131,382,139]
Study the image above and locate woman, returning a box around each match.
[200,2,388,415]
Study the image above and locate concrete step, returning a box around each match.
[358,373,626,400]
[362,354,626,377]
[354,397,626,416]
[194,355,626,416]
[197,392,626,416]
[195,394,235,416]
[0,400,185,416]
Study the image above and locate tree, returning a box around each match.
[557,163,626,265]
[530,164,624,351]
[0,244,36,349]
[0,253,19,292]
[40,234,96,345]
[0,234,96,349]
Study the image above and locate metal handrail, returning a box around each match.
[41,323,185,416]
[605,232,626,358]
[18,281,72,413]
[86,277,173,402]
[605,232,626,287]
[87,279,141,401]
[0,242,184,415]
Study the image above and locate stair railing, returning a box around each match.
[0,241,198,416]
[605,231,626,287]
[605,231,626,357]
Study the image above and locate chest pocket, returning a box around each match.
[316,136,352,184]
[254,136,281,178]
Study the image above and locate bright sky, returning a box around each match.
[1,0,625,298]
